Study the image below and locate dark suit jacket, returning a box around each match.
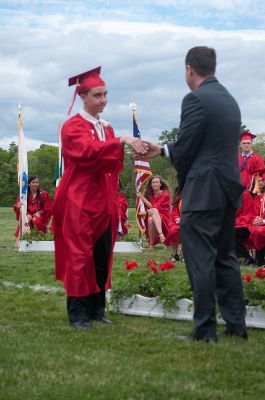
[168,76,244,212]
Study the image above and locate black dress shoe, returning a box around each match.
[242,257,255,265]
[176,335,217,343]
[70,320,92,330]
[93,315,112,324]
[218,329,248,340]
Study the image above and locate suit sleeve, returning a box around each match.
[168,92,205,188]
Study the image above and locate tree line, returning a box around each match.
[1,127,265,207]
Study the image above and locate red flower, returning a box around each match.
[125,260,139,270]
[255,267,265,279]
[49,225,55,231]
[159,261,175,271]
[126,223,132,228]
[242,274,252,282]
[150,266,158,273]
[147,259,157,267]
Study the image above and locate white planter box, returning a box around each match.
[19,240,141,253]
[113,294,265,329]
[19,240,54,252]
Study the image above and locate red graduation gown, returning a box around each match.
[145,190,171,244]
[248,193,265,250]
[239,152,265,189]
[118,192,129,236]
[13,191,53,237]
[235,191,265,250]
[164,203,181,246]
[54,113,123,297]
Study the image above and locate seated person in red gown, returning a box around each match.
[164,189,182,262]
[235,171,265,266]
[117,180,129,239]
[13,175,53,239]
[137,175,170,250]
[239,131,265,189]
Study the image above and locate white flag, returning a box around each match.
[18,105,30,236]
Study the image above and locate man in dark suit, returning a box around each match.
[143,46,247,342]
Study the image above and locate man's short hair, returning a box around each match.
[185,46,216,77]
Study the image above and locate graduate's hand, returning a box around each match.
[120,137,148,155]
[253,216,263,226]
[133,141,161,159]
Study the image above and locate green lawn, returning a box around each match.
[0,207,265,400]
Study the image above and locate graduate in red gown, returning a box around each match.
[13,176,53,239]
[239,132,265,189]
[164,190,182,261]
[137,175,171,250]
[54,67,147,329]
[117,180,129,239]
[235,171,265,266]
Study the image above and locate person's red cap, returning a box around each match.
[240,131,256,141]
[68,66,105,94]
[67,66,105,115]
[253,168,265,179]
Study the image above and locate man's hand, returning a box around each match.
[132,141,162,159]
[120,137,148,155]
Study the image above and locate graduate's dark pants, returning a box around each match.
[180,205,246,340]
[235,227,265,265]
[67,225,112,323]
[235,227,251,259]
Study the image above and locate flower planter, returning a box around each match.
[19,240,141,253]
[113,294,265,329]
[19,240,54,252]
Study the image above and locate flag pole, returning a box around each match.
[129,101,143,248]
[18,103,23,240]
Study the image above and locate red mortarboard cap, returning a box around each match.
[67,66,105,115]
[249,168,265,192]
[68,66,105,94]
[253,168,265,179]
[240,132,256,141]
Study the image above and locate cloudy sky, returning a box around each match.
[1,0,265,150]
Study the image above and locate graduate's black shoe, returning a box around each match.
[93,314,112,324]
[176,335,217,343]
[70,320,92,330]
[218,328,248,340]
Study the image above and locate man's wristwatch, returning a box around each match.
[160,147,165,157]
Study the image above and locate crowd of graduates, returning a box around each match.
[13,130,265,268]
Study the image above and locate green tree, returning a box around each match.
[158,128,179,145]
[28,144,58,197]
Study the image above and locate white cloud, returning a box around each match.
[0,9,265,148]
[0,136,58,151]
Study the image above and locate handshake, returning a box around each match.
[119,137,162,159]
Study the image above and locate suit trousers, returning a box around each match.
[67,224,112,323]
[180,205,246,340]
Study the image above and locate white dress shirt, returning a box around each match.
[79,108,107,141]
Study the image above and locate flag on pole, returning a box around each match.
[53,124,64,187]
[17,104,30,237]
[131,106,152,232]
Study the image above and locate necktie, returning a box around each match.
[240,155,248,172]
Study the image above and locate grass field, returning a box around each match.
[0,207,265,400]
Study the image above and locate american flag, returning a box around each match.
[133,111,152,232]
[17,104,30,237]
